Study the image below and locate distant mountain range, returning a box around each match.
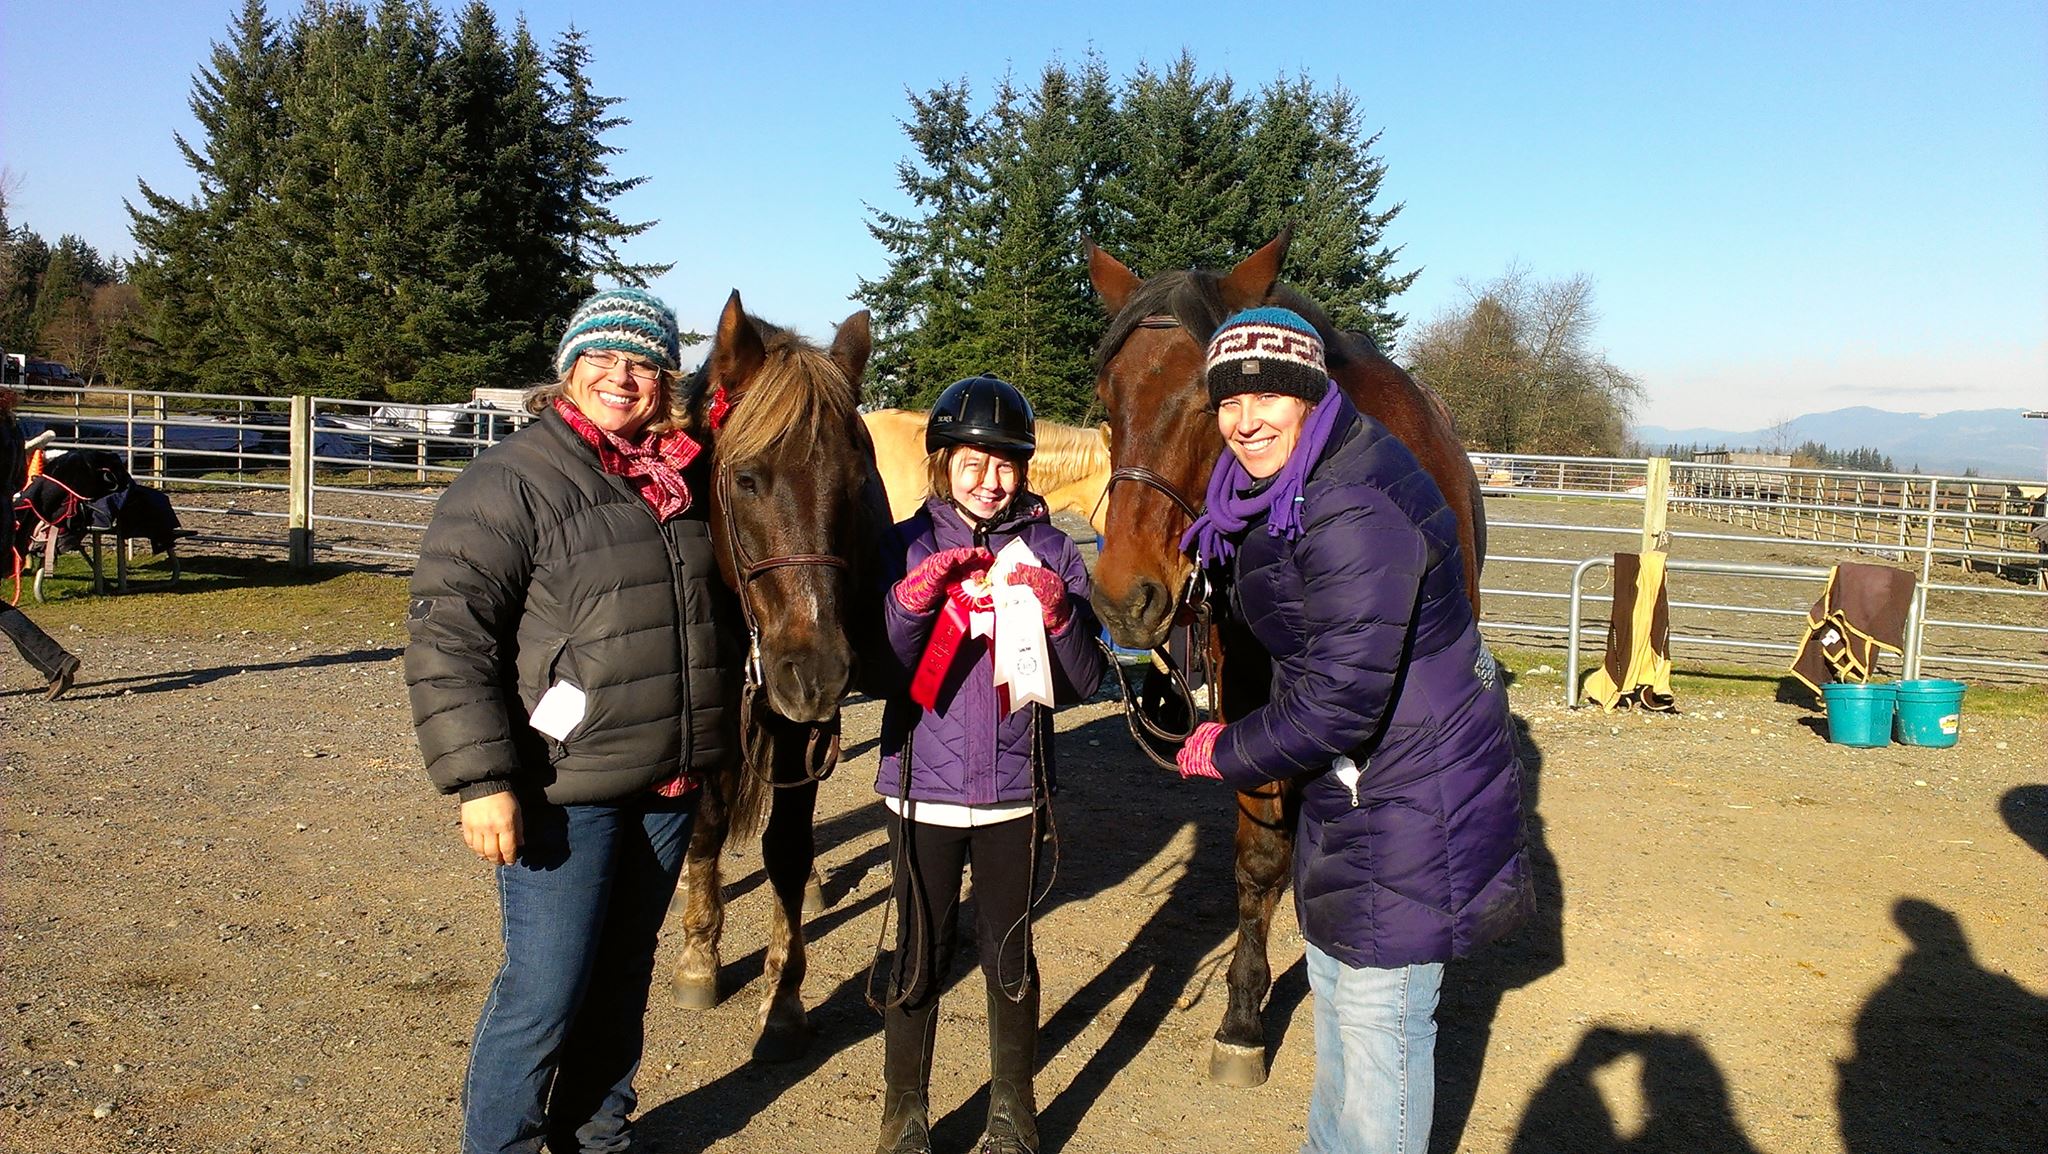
[1632,407,2046,480]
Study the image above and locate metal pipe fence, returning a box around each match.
[1474,452,2047,686]
[15,387,2044,686]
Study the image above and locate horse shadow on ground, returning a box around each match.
[637,709,1299,1151]
[1832,785,2048,1154]
[1431,711,1566,1154]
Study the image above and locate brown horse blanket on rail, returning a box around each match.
[1789,562,1916,695]
[1583,550,1677,712]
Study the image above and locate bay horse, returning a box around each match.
[863,407,1112,534]
[1087,230,1488,1087]
[669,291,886,1062]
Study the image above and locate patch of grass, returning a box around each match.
[1490,642,2044,717]
[22,554,409,645]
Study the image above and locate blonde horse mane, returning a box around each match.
[716,329,861,463]
[863,408,1110,531]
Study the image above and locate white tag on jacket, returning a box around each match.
[530,680,587,741]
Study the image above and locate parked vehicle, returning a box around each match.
[24,360,86,391]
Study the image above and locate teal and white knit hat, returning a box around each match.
[554,288,681,377]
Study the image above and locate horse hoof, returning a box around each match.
[802,876,827,918]
[1207,1042,1269,1088]
[750,1021,815,1064]
[671,977,720,1010]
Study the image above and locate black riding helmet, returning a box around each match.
[925,375,1036,461]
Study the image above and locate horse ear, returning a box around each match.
[1219,226,1293,309]
[711,290,766,399]
[831,310,872,391]
[1087,241,1143,315]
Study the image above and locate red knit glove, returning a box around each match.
[1176,721,1225,780]
[1006,565,1073,633]
[894,546,995,613]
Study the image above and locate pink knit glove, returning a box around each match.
[1176,722,1225,779]
[1006,565,1073,633]
[894,546,995,613]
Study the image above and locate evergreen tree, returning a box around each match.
[861,54,1414,422]
[548,26,668,295]
[126,0,281,393]
[126,1,659,401]
[858,81,992,407]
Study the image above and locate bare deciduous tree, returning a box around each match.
[1404,265,1643,456]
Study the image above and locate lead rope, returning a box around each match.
[992,700,1056,1003]
[867,726,931,1012]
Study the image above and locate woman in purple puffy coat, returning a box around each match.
[1173,308,1533,1154]
[870,375,1104,1154]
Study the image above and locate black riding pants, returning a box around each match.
[1,603,71,679]
[886,811,1037,1009]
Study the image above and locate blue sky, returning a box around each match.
[3,1,2042,428]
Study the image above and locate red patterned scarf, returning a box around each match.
[554,398,701,522]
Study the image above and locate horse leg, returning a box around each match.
[670,782,731,1009]
[752,776,819,1062]
[1209,788,1294,1087]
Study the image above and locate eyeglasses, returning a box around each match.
[581,349,663,384]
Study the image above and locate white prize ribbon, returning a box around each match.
[986,539,1057,713]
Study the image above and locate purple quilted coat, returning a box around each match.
[1211,396,1532,969]
[874,494,1104,806]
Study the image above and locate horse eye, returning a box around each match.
[734,470,762,496]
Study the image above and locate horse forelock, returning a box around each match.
[714,326,862,466]
[1092,270,1232,378]
[1092,269,1370,377]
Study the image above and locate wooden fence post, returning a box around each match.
[289,394,313,568]
[1641,457,1671,553]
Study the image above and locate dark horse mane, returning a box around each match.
[1091,268,1381,376]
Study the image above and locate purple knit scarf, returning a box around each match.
[1180,380,1344,565]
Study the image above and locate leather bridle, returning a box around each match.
[716,461,846,787]
[1096,312,1220,770]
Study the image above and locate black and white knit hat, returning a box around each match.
[1203,306,1327,407]
[554,288,681,378]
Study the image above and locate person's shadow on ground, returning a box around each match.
[1834,787,2048,1154]
[1506,1026,1765,1153]
[1432,710,1566,1153]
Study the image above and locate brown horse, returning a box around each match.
[669,291,885,1061]
[863,407,1113,533]
[1087,230,1487,1087]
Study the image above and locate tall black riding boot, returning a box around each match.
[875,1000,939,1154]
[980,977,1041,1154]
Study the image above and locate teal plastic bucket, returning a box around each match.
[1821,681,1897,747]
[1893,679,1967,748]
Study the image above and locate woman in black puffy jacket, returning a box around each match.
[405,289,741,1154]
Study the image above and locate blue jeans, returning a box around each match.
[1302,943,1444,1154]
[462,791,696,1154]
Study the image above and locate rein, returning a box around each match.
[716,461,846,788]
[1098,311,1220,771]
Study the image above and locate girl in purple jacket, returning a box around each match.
[871,375,1104,1154]
[1174,309,1532,1154]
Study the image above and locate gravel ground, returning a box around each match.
[4,587,2043,1153]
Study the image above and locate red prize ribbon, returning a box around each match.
[909,582,991,709]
